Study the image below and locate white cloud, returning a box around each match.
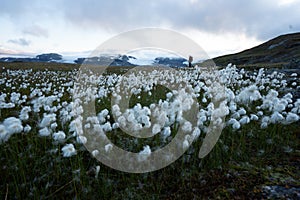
[0,0,299,57]
[184,29,262,57]
[278,0,299,6]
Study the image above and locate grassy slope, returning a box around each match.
[0,62,80,71]
[213,32,300,67]
[0,62,137,74]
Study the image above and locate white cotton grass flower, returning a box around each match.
[197,115,207,126]
[19,106,31,121]
[229,102,237,112]
[182,121,192,133]
[84,123,91,129]
[291,99,300,114]
[53,131,66,141]
[211,101,229,119]
[152,124,161,135]
[232,120,241,130]
[197,109,208,126]
[76,135,87,144]
[69,117,83,136]
[97,109,109,124]
[101,122,112,132]
[10,92,21,104]
[191,127,201,140]
[112,104,121,117]
[239,116,250,125]
[95,165,100,179]
[62,143,77,157]
[226,88,235,102]
[3,117,23,135]
[126,110,137,122]
[112,122,119,129]
[238,108,247,116]
[0,102,15,109]
[105,144,113,153]
[23,124,31,133]
[50,122,58,130]
[117,116,126,127]
[40,113,56,128]
[92,124,103,135]
[0,124,9,144]
[92,149,99,157]
[273,102,286,113]
[228,118,240,130]
[231,112,240,119]
[250,114,259,121]
[261,116,270,129]
[161,127,171,142]
[166,92,173,99]
[86,116,99,125]
[270,112,284,124]
[44,105,51,111]
[257,111,264,116]
[268,89,279,98]
[285,112,299,124]
[138,145,151,162]
[183,139,190,150]
[236,85,262,104]
[39,127,51,137]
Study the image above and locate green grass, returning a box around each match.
[0,61,80,71]
[0,64,299,199]
[1,121,298,199]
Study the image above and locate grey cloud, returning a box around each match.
[23,25,49,38]
[1,0,299,41]
[8,38,31,46]
[0,0,61,23]
[61,0,300,40]
[0,0,43,18]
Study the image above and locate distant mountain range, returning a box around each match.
[1,32,299,68]
[0,53,188,67]
[213,32,300,68]
[0,53,63,63]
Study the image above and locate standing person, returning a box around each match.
[188,55,193,67]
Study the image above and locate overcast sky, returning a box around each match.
[0,0,299,59]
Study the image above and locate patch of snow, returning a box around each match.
[128,57,154,65]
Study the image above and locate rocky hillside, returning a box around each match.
[213,32,300,68]
[0,53,62,63]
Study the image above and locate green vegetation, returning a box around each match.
[0,63,299,199]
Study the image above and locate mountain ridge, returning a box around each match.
[212,32,300,68]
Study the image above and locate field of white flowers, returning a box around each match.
[0,64,299,199]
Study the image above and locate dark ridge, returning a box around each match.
[213,32,300,68]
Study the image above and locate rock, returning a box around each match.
[36,53,62,62]
[0,53,63,63]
